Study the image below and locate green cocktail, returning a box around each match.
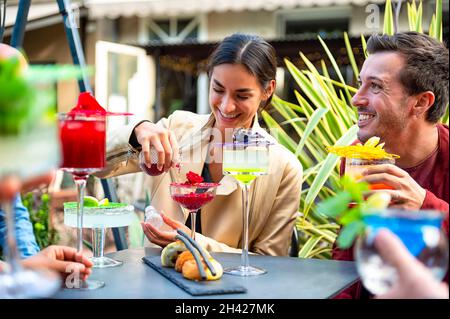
[222,129,271,276]
[223,146,269,185]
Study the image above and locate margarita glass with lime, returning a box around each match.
[222,129,271,277]
[64,197,134,268]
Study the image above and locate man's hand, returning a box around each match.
[141,212,191,248]
[360,164,426,210]
[22,245,93,281]
[375,229,448,299]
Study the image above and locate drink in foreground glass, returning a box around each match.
[355,209,449,295]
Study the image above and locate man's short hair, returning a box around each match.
[366,32,449,123]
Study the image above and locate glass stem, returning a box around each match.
[2,200,23,273]
[74,176,87,253]
[241,183,250,270]
[92,228,105,258]
[190,211,196,240]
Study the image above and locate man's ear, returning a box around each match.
[412,91,435,118]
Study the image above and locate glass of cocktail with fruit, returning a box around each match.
[170,171,219,240]
[64,196,135,268]
[58,92,132,289]
[328,137,399,191]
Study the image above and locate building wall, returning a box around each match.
[19,23,82,113]
[206,11,276,41]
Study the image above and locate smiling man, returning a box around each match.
[333,32,449,298]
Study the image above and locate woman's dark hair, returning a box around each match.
[207,33,277,110]
[366,32,449,123]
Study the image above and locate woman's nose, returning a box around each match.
[221,95,236,113]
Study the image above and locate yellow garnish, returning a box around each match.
[327,136,400,160]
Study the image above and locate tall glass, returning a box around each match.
[222,129,270,276]
[345,157,395,190]
[64,202,134,268]
[58,113,106,289]
[0,123,61,298]
[355,209,449,295]
[170,183,218,240]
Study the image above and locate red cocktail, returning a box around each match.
[171,187,216,211]
[59,114,106,172]
[170,172,219,240]
[57,92,131,290]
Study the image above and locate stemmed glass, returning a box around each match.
[58,112,106,289]
[64,202,134,268]
[355,209,449,295]
[222,128,271,276]
[169,183,219,240]
[345,157,396,190]
[0,118,61,298]
[0,60,73,298]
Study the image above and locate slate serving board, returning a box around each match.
[142,255,247,296]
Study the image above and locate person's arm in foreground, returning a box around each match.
[374,229,448,299]
[22,245,93,281]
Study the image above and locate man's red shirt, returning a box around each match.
[332,124,449,298]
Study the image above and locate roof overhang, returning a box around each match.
[3,1,84,35]
[85,0,385,19]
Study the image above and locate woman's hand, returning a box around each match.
[141,212,191,248]
[133,121,179,172]
[22,245,93,281]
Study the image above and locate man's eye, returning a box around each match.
[370,83,382,91]
[213,88,224,93]
[237,95,249,100]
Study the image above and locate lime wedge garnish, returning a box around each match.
[99,198,109,206]
[84,196,99,207]
[365,192,391,210]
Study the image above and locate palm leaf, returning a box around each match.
[303,125,358,215]
[383,0,395,35]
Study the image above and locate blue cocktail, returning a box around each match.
[355,209,448,295]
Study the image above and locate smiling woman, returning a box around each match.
[95,33,303,257]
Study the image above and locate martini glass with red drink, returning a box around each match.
[58,92,131,290]
[170,172,219,240]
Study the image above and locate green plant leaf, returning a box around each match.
[317,191,352,218]
[294,107,329,157]
[336,221,365,249]
[383,0,395,35]
[298,235,323,258]
[303,125,358,215]
[339,206,363,225]
[344,32,359,81]
[435,0,443,41]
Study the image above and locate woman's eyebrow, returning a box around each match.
[213,79,254,92]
